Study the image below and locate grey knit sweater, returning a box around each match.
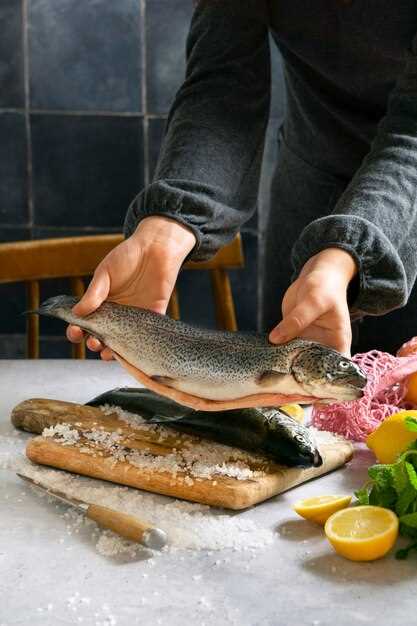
[125,0,417,322]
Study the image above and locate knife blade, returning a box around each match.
[17,472,167,550]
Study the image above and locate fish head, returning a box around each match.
[291,346,367,402]
[263,410,322,467]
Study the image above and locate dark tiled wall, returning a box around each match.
[0,1,285,357]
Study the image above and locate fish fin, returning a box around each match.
[256,371,286,388]
[146,413,186,424]
[151,375,176,388]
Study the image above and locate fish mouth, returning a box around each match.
[345,374,367,390]
[337,386,365,401]
[293,449,323,468]
[344,377,367,399]
[313,449,323,467]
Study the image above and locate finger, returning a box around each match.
[86,336,105,352]
[72,267,110,317]
[100,347,114,361]
[337,325,353,358]
[269,297,325,343]
[66,325,84,343]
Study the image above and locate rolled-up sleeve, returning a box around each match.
[124,0,271,261]
[292,34,417,318]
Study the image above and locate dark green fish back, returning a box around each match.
[86,388,322,468]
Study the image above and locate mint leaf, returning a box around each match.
[400,512,417,528]
[408,440,417,452]
[395,484,417,516]
[405,416,417,432]
[354,487,370,505]
[369,485,397,509]
[368,464,393,489]
[392,461,409,495]
[405,461,417,490]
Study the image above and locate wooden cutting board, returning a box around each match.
[12,398,353,510]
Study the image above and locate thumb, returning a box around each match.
[72,267,110,317]
[269,301,320,344]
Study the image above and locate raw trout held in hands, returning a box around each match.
[35,296,367,411]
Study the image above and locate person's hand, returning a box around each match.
[66,216,196,360]
[269,248,357,356]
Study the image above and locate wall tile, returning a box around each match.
[0,283,26,334]
[37,337,99,359]
[0,226,30,242]
[31,114,144,227]
[229,231,258,331]
[0,0,267,354]
[146,0,193,114]
[0,278,72,337]
[0,112,28,225]
[0,334,101,359]
[29,0,142,112]
[32,227,121,239]
[0,334,25,359]
[0,0,24,108]
[175,230,258,332]
[177,270,216,329]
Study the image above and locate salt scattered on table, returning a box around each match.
[1,401,345,558]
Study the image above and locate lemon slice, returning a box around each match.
[293,495,352,525]
[325,505,399,561]
[279,403,304,423]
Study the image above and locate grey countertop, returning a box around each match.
[1,360,415,626]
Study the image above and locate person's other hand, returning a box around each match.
[269,248,357,356]
[66,216,196,360]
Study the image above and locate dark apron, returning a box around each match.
[260,137,417,355]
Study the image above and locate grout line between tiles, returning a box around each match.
[0,108,26,114]
[31,226,122,233]
[22,0,34,231]
[29,109,144,117]
[1,109,167,119]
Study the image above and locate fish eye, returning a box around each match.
[339,360,350,370]
[294,434,306,444]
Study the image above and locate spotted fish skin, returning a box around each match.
[35,295,367,403]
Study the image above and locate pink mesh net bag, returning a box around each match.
[311,338,417,442]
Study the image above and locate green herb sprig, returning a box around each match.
[355,416,417,559]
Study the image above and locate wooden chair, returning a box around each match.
[0,233,244,359]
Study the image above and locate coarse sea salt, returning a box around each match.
[6,459,275,555]
[39,405,268,482]
[1,403,344,557]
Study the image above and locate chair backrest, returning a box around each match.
[0,233,244,358]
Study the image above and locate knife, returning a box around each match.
[17,472,167,550]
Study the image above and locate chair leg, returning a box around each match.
[70,277,86,359]
[167,287,180,320]
[210,268,238,331]
[26,281,40,358]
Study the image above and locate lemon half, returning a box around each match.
[293,495,352,525]
[324,505,399,561]
[366,410,417,464]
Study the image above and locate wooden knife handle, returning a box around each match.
[86,504,153,543]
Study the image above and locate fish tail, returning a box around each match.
[27,295,79,320]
